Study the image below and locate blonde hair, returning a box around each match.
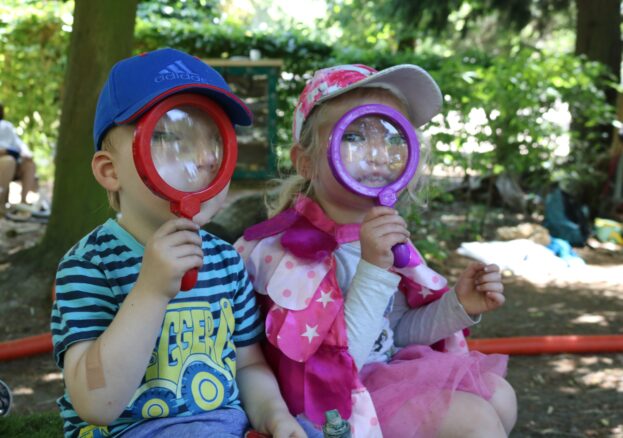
[100,130,121,212]
[267,87,430,217]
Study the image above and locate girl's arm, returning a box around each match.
[389,289,479,347]
[343,207,409,369]
[391,261,505,347]
[236,343,307,438]
[343,259,399,369]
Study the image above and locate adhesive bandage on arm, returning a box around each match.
[85,340,106,390]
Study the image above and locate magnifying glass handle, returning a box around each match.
[392,242,411,268]
[175,200,202,291]
[181,268,199,291]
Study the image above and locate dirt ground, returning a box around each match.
[0,208,622,437]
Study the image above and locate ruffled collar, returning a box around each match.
[293,196,361,244]
[243,195,361,262]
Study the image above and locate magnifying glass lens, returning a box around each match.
[151,106,223,192]
[340,116,408,188]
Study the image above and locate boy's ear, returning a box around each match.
[91,151,120,192]
[290,144,313,179]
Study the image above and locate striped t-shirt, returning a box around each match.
[50,219,263,438]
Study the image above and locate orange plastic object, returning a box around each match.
[0,333,53,361]
[468,334,623,355]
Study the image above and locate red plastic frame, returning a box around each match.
[133,93,238,219]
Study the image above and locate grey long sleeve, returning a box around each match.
[335,242,481,370]
[389,288,480,347]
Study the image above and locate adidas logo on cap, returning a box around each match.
[155,60,204,83]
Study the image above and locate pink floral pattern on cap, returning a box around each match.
[293,64,378,142]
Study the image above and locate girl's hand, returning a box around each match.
[136,218,204,299]
[360,207,410,269]
[265,410,307,438]
[455,262,505,316]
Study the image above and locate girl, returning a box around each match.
[235,64,517,437]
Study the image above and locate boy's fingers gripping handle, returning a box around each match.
[181,268,198,291]
[392,242,410,268]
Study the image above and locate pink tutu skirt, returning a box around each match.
[360,345,508,438]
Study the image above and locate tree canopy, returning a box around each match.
[0,0,619,247]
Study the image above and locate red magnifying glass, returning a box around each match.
[133,93,238,291]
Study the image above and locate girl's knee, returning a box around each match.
[440,392,507,438]
[486,374,518,434]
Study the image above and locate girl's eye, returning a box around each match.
[387,134,406,146]
[342,132,365,143]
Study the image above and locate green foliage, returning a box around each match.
[426,48,615,194]
[0,0,615,206]
[0,1,71,180]
[0,412,63,438]
[551,57,619,199]
[323,0,574,52]
[137,0,220,22]
[402,207,450,265]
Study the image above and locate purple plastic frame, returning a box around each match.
[327,104,420,268]
[327,103,420,207]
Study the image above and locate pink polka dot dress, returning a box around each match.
[235,196,508,437]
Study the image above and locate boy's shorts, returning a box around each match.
[120,408,249,438]
[4,149,20,162]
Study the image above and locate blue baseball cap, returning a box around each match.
[93,48,252,150]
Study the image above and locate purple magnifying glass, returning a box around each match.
[328,104,419,268]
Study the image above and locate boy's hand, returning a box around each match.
[136,218,204,299]
[265,409,307,438]
[455,262,505,316]
[360,207,410,269]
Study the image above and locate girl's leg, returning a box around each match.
[0,156,17,210]
[484,373,518,435]
[17,157,37,204]
[438,391,507,438]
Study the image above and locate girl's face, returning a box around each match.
[308,90,410,218]
[340,115,408,188]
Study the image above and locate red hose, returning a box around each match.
[468,334,623,355]
[0,333,53,361]
[1,333,623,362]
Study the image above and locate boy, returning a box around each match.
[51,48,305,438]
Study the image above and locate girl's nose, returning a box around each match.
[366,139,390,166]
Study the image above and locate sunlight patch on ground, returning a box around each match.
[571,314,607,325]
[41,372,62,383]
[549,356,623,392]
[558,385,580,394]
[12,386,34,395]
[581,369,623,391]
[550,357,576,373]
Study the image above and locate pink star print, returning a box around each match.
[316,290,334,308]
[301,324,319,343]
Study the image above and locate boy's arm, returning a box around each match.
[63,285,169,425]
[60,218,204,425]
[236,343,307,438]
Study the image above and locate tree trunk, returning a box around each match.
[575,0,621,106]
[41,0,138,257]
[571,0,621,214]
